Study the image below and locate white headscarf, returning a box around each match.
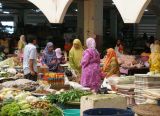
[86,38,96,49]
[55,48,62,58]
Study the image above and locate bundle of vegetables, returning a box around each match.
[1,99,63,116]
[47,89,92,104]
[17,109,43,116]
[30,101,62,116]
[1,102,21,116]
[0,71,9,78]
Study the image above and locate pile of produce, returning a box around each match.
[0,88,22,100]
[0,71,8,78]
[0,88,63,116]
[2,79,39,90]
[118,55,145,68]
[47,89,92,104]
[0,57,21,68]
[0,100,63,116]
[0,68,23,79]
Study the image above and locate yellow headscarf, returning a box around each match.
[18,35,26,50]
[69,39,83,73]
[149,44,160,72]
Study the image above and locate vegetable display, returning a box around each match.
[47,89,92,104]
[1,102,21,116]
[0,88,63,116]
[0,71,8,78]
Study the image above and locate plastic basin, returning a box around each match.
[63,109,80,116]
[83,108,134,116]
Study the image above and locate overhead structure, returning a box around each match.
[112,0,151,23]
[28,0,73,23]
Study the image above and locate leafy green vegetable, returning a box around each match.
[2,98,15,106]
[0,102,21,116]
[46,94,59,103]
[17,109,43,116]
[0,71,8,78]
[48,105,63,116]
[47,89,92,104]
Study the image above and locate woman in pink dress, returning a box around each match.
[81,38,103,92]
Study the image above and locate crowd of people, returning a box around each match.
[1,33,159,93]
[18,34,122,93]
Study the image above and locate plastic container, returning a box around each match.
[83,108,134,116]
[63,109,80,116]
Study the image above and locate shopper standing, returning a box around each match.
[23,35,38,81]
[81,38,103,92]
[18,35,26,62]
[42,42,59,72]
[69,39,83,74]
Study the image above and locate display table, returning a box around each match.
[120,67,149,75]
[132,104,160,116]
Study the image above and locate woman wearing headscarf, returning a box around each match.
[42,42,59,72]
[55,48,66,64]
[18,35,26,62]
[69,39,83,73]
[148,42,160,75]
[103,48,120,77]
[81,38,103,92]
[102,48,120,91]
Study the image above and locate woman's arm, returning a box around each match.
[81,50,90,68]
[41,53,47,65]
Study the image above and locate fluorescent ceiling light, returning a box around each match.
[145,9,148,12]
[74,9,78,12]
[3,11,10,14]
[0,3,2,8]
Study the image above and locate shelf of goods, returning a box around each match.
[134,74,160,105]
[43,73,65,85]
[39,72,69,90]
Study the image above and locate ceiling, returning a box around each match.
[0,0,159,15]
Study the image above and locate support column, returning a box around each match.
[77,0,84,44]
[17,10,25,34]
[13,15,18,33]
[84,0,103,51]
[110,9,117,39]
[156,15,160,38]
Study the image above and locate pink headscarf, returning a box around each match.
[86,38,96,49]
[55,48,62,58]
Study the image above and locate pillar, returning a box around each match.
[13,15,18,33]
[110,9,117,39]
[77,0,84,44]
[17,10,25,34]
[156,15,160,38]
[84,0,103,51]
